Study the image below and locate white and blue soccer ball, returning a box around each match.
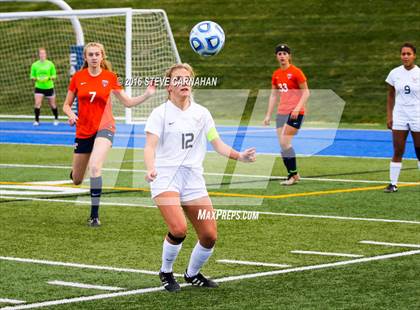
[189,21,225,57]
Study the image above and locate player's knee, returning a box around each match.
[199,231,217,248]
[167,230,187,245]
[72,176,83,185]
[89,164,102,177]
[169,224,188,240]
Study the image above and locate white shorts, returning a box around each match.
[393,107,420,132]
[150,166,208,202]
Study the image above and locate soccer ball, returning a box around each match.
[189,21,225,57]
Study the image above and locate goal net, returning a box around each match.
[0,8,180,122]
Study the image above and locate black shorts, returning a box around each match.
[276,113,304,129]
[74,129,114,154]
[34,87,55,97]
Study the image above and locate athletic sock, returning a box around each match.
[34,108,40,122]
[281,147,297,176]
[161,238,183,273]
[90,176,102,218]
[390,162,402,186]
[186,242,214,277]
[51,107,58,119]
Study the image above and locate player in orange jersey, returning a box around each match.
[63,42,155,227]
[263,43,310,185]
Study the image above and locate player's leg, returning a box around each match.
[155,191,186,292]
[411,131,420,170]
[279,121,301,185]
[182,196,218,288]
[385,130,409,192]
[87,134,112,225]
[71,153,90,185]
[46,89,59,125]
[33,90,43,126]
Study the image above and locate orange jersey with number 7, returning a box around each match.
[68,68,122,138]
[271,64,307,115]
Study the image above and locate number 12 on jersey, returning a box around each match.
[182,133,194,149]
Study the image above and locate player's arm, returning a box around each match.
[290,81,310,120]
[386,84,395,130]
[62,90,78,126]
[30,63,37,81]
[113,84,156,108]
[263,84,279,126]
[209,128,256,162]
[144,132,159,182]
[50,62,57,80]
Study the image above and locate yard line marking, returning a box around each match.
[214,249,420,283]
[48,280,124,291]
[290,250,364,258]
[2,179,419,200]
[1,163,417,185]
[359,240,420,248]
[217,259,291,268]
[26,180,73,185]
[0,184,88,196]
[2,196,420,225]
[0,299,25,305]
[3,250,419,310]
[0,256,181,277]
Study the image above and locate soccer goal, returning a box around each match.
[0,8,181,123]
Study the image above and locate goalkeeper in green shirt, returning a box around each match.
[30,48,58,126]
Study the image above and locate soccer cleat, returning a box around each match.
[88,217,101,227]
[384,184,398,193]
[53,120,59,126]
[184,271,218,288]
[33,121,40,126]
[159,271,181,292]
[281,173,300,186]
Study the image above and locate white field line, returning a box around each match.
[0,130,147,139]
[0,299,25,305]
[0,163,417,184]
[359,240,420,248]
[290,250,363,258]
[2,196,420,225]
[48,281,123,291]
[214,249,420,283]
[3,249,420,310]
[0,256,181,277]
[217,259,290,268]
[0,185,88,196]
[26,180,73,185]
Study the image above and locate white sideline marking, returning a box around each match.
[217,259,290,268]
[1,163,417,184]
[2,196,420,225]
[0,185,88,196]
[0,299,25,305]
[215,249,420,283]
[48,280,123,291]
[291,250,363,258]
[3,250,420,310]
[27,180,73,185]
[0,256,181,277]
[360,240,420,248]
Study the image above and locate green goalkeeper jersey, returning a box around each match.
[30,60,56,89]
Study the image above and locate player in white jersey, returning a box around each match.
[144,63,256,292]
[384,43,420,192]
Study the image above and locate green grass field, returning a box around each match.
[1,144,419,309]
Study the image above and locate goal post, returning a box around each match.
[0,8,181,123]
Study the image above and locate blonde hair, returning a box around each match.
[164,63,195,80]
[81,42,112,71]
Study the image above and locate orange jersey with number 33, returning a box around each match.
[271,64,307,115]
[69,68,122,138]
